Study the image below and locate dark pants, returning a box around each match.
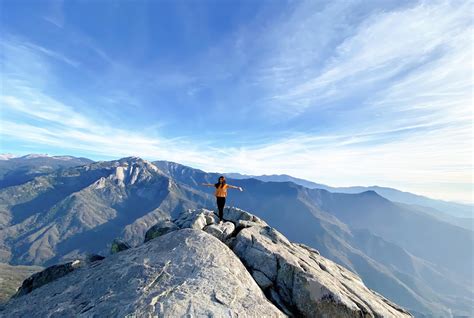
[216,196,226,221]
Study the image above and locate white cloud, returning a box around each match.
[0,86,215,168]
[1,75,471,203]
[199,124,472,202]
[1,0,472,203]
[1,92,90,129]
[260,0,472,116]
[218,0,472,202]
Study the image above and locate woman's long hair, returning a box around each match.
[215,176,226,188]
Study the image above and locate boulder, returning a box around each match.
[231,224,412,318]
[203,221,235,241]
[144,220,178,242]
[252,270,273,289]
[110,239,131,254]
[3,229,285,317]
[235,219,267,231]
[189,213,207,230]
[204,214,215,225]
[223,207,266,225]
[174,208,218,230]
[85,254,106,263]
[13,260,83,298]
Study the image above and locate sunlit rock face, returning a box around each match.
[2,229,285,317]
[3,207,412,317]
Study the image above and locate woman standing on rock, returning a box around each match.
[202,176,243,222]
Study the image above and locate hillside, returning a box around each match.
[0,157,213,265]
[0,154,93,189]
[0,263,42,303]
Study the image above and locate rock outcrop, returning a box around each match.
[165,207,412,317]
[144,220,179,242]
[12,254,105,299]
[110,239,131,254]
[3,207,412,317]
[231,224,411,317]
[2,229,284,317]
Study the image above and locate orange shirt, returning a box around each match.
[215,184,229,197]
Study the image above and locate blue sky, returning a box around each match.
[0,0,472,203]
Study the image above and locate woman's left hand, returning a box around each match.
[239,187,243,191]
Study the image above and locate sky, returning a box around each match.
[0,0,472,203]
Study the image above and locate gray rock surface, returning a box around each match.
[223,207,267,225]
[2,229,285,317]
[203,221,235,241]
[190,213,208,230]
[5,207,413,318]
[13,260,84,298]
[252,269,273,289]
[230,224,412,317]
[11,255,104,300]
[143,220,178,242]
[173,208,217,229]
[236,219,267,230]
[149,208,412,317]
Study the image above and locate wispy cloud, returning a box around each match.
[257,1,471,117]
[1,81,471,202]
[0,0,472,203]
[42,0,65,28]
[25,42,79,68]
[1,92,215,166]
[219,0,472,202]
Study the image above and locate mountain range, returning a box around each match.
[0,154,93,189]
[0,154,472,317]
[225,172,474,220]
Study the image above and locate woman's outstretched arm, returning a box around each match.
[201,183,214,187]
[227,184,244,191]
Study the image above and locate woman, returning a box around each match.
[202,176,243,222]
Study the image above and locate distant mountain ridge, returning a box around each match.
[225,172,473,219]
[0,157,213,265]
[0,153,91,161]
[0,154,17,160]
[4,154,470,216]
[0,153,93,189]
[0,155,472,316]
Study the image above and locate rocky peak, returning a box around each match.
[114,158,163,186]
[3,228,283,317]
[19,154,50,159]
[157,207,412,317]
[84,156,165,188]
[3,207,412,317]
